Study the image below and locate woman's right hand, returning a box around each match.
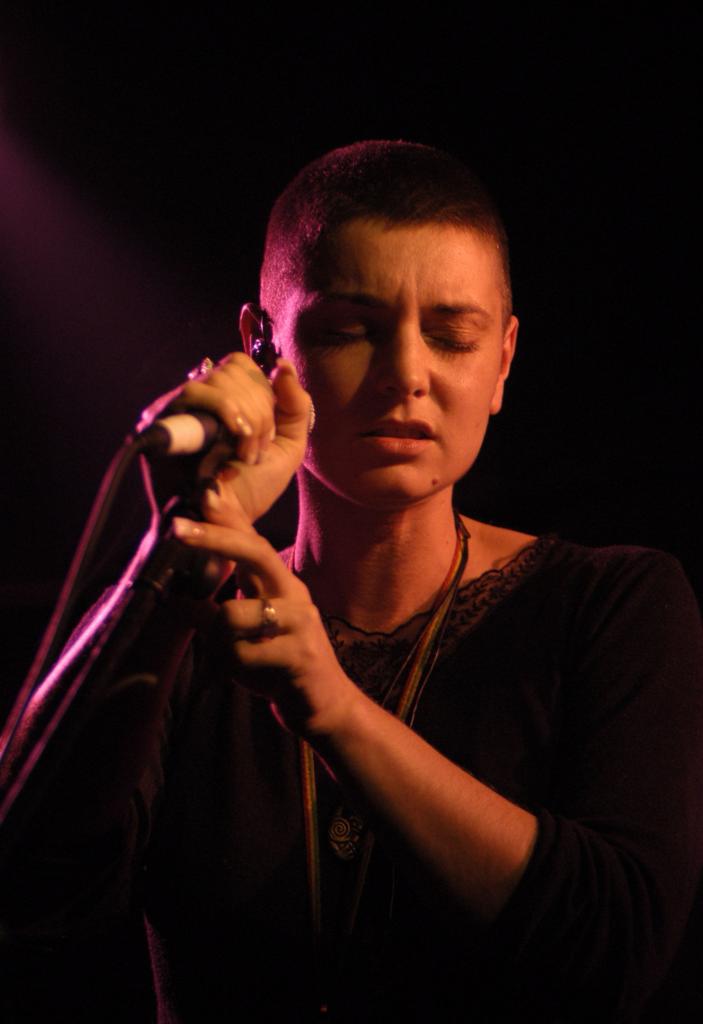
[140,352,312,527]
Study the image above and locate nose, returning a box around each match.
[372,321,430,399]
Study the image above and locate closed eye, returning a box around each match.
[426,335,480,354]
[323,328,371,344]
[323,331,481,353]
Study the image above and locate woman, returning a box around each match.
[3,142,703,1022]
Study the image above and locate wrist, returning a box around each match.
[301,672,373,748]
[272,668,364,744]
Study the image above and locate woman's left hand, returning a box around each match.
[171,513,358,738]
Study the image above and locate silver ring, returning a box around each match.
[188,356,215,381]
[261,600,278,628]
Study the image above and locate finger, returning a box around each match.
[177,354,275,440]
[171,517,294,597]
[219,351,270,386]
[175,378,255,443]
[175,379,263,468]
[196,440,244,486]
[221,594,320,636]
[270,360,313,454]
[197,366,273,441]
[199,476,250,531]
[232,633,294,669]
[221,596,288,635]
[215,355,276,464]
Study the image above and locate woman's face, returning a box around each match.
[276,218,518,511]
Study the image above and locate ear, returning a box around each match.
[489,315,519,415]
[239,302,263,357]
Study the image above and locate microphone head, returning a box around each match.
[139,412,222,457]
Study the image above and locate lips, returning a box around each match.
[361,420,435,440]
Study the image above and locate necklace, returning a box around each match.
[295,513,470,1007]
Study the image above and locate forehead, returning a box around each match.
[301,218,506,317]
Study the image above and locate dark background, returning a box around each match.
[0,9,701,1020]
[0,7,700,702]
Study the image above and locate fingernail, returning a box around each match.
[202,477,221,496]
[235,414,253,437]
[203,487,221,510]
[276,358,298,379]
[172,517,204,538]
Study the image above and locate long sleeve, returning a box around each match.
[458,546,703,1020]
[4,541,700,1022]
[136,540,703,1022]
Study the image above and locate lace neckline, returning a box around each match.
[323,532,555,639]
[321,533,557,702]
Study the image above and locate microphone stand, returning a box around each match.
[0,503,220,870]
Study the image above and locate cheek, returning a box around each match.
[442,367,495,417]
[299,354,368,415]
[450,358,504,411]
[439,380,500,467]
[280,348,311,393]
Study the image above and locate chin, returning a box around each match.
[312,464,462,512]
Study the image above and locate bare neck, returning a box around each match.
[293,470,461,632]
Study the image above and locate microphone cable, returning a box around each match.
[0,429,153,770]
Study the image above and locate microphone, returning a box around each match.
[138,325,277,458]
[138,412,224,457]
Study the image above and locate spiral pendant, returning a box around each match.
[328,807,364,861]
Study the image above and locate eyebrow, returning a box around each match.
[320,291,385,308]
[317,291,492,323]
[432,303,492,324]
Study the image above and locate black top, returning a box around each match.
[3,537,703,1022]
